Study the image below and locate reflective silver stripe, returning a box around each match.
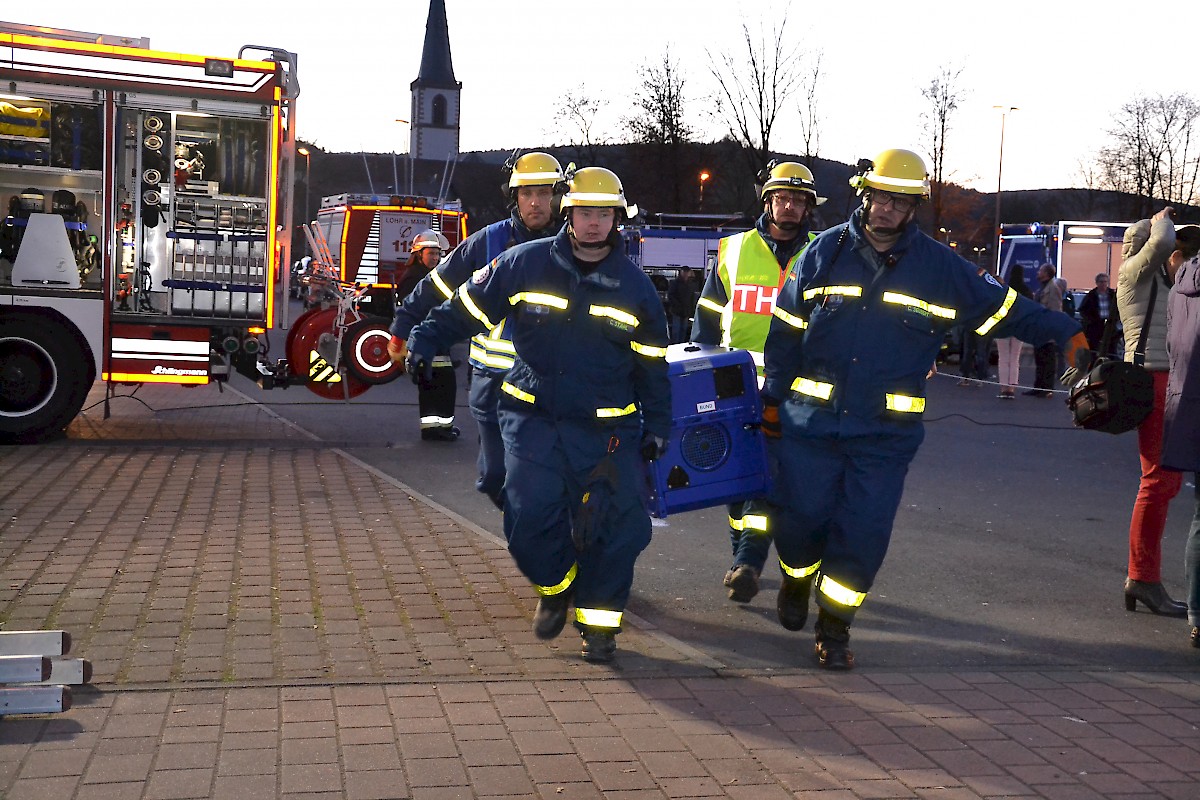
[596,403,637,418]
[780,558,820,579]
[514,171,562,182]
[431,356,454,367]
[431,271,455,300]
[457,288,495,329]
[501,382,535,403]
[565,192,623,204]
[420,416,455,428]
[772,306,808,329]
[574,607,622,629]
[535,563,578,596]
[631,341,667,358]
[818,574,866,607]
[873,176,927,189]
[510,291,568,309]
[803,285,862,301]
[697,296,724,314]
[885,393,925,413]
[975,288,1017,335]
[881,291,956,320]
[589,305,640,327]
[791,377,833,400]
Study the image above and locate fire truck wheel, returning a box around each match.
[285,307,370,400]
[0,315,95,442]
[342,318,404,385]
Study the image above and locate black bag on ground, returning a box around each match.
[1067,358,1153,434]
[1067,274,1157,435]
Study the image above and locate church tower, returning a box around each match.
[410,0,461,163]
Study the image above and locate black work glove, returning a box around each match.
[404,351,434,385]
[640,432,666,462]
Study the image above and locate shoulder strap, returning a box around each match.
[1132,272,1160,367]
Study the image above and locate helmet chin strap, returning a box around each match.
[567,211,621,250]
[566,221,609,249]
[764,196,808,234]
[861,198,905,238]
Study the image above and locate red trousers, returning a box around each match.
[1128,370,1183,582]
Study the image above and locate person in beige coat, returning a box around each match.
[1115,207,1187,617]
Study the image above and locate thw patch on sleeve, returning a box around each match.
[471,264,492,285]
[983,272,1002,288]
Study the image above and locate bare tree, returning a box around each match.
[796,50,824,167]
[707,14,804,185]
[1095,93,1200,218]
[550,86,609,166]
[622,49,695,212]
[623,48,693,147]
[919,65,967,233]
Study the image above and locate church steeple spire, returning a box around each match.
[413,0,458,89]
[410,0,461,162]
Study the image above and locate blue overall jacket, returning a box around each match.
[408,228,671,462]
[390,210,560,371]
[764,209,1081,437]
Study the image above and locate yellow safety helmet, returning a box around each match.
[759,161,826,205]
[850,149,930,197]
[411,229,450,252]
[507,152,565,188]
[559,167,638,219]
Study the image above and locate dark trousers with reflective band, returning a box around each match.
[727,499,774,572]
[502,441,651,631]
[468,367,506,508]
[418,357,457,430]
[772,427,921,623]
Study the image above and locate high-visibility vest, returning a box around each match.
[714,230,814,371]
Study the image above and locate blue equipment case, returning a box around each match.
[645,343,771,518]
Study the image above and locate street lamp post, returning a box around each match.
[297,147,311,224]
[699,170,711,211]
[395,118,410,196]
[993,106,1018,276]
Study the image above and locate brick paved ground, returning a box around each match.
[2,384,1199,799]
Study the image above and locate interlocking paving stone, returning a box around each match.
[3,383,1200,799]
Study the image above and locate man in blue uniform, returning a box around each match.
[406,167,671,663]
[691,161,822,604]
[388,153,565,503]
[762,149,1088,670]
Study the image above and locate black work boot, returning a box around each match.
[725,564,760,603]
[777,573,813,631]
[421,426,461,442]
[533,590,572,640]
[814,609,854,671]
[580,630,617,663]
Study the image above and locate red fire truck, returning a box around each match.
[311,192,467,317]
[0,25,400,440]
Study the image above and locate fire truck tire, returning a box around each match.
[0,315,95,442]
[285,307,370,400]
[342,318,404,385]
